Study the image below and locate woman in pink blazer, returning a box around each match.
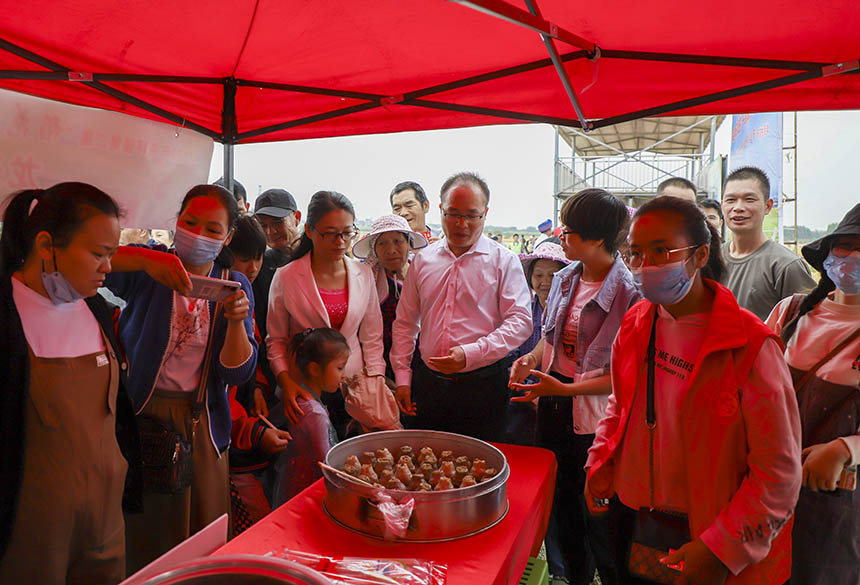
[266,191,399,433]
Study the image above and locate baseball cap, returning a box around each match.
[254,188,298,218]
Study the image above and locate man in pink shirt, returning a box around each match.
[391,172,532,441]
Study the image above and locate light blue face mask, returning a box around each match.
[823,252,860,294]
[41,253,84,305]
[631,256,697,306]
[173,225,225,265]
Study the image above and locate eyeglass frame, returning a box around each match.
[441,208,486,224]
[622,244,700,268]
[310,224,360,243]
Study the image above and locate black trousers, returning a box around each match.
[408,358,510,442]
[537,377,618,585]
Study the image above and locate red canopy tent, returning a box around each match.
[1,0,858,147]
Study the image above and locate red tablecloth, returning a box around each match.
[215,443,557,585]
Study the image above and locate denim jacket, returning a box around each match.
[541,255,641,433]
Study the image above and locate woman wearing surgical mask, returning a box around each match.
[586,197,802,585]
[0,183,141,584]
[106,184,256,572]
[765,202,860,585]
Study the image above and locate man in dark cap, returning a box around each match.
[253,188,302,391]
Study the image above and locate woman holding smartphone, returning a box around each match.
[106,184,257,572]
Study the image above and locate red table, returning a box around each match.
[216,443,557,585]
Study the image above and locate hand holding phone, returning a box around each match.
[187,274,240,302]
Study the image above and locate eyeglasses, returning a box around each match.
[623,245,699,268]
[831,241,860,258]
[312,225,359,243]
[442,210,485,224]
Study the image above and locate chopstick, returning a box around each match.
[319,462,376,488]
[258,413,278,431]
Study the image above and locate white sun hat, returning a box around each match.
[352,214,429,259]
[519,241,571,274]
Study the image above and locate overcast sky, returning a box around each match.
[209,110,859,231]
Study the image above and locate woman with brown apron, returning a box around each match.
[766,202,860,585]
[0,184,141,584]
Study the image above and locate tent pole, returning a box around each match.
[0,38,220,139]
[222,77,238,191]
[223,144,234,194]
[523,0,592,130]
[553,125,559,228]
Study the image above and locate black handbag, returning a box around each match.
[628,311,691,584]
[138,276,224,494]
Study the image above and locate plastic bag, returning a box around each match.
[269,549,448,585]
[372,490,414,540]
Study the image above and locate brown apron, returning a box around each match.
[0,339,127,585]
[123,389,230,574]
[790,366,860,585]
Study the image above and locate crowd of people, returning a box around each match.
[0,167,857,585]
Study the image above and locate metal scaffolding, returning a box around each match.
[553,115,726,212]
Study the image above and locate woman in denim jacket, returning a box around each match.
[510,189,641,585]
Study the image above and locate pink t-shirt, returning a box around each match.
[156,292,209,392]
[615,306,708,512]
[319,287,348,330]
[551,279,603,379]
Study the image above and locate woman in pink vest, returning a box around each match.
[585,196,801,585]
[766,202,860,585]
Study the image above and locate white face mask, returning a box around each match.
[631,256,697,306]
[41,252,83,305]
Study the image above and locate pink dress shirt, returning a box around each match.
[391,235,532,387]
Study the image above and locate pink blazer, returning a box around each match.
[266,253,386,380]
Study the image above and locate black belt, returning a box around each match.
[417,355,511,384]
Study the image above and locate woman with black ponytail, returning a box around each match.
[0,183,141,584]
[104,184,257,572]
[585,196,801,585]
[765,203,860,585]
[267,190,399,437]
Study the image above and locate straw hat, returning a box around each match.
[519,241,571,274]
[352,214,428,259]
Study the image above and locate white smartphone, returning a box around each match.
[187,274,240,302]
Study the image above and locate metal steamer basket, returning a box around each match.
[322,430,509,542]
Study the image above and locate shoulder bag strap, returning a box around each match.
[646,308,659,509]
[191,268,228,433]
[794,326,860,392]
[779,293,807,345]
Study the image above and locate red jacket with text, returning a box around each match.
[586,280,802,584]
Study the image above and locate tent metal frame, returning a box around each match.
[0,0,857,148]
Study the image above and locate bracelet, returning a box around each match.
[524,353,538,367]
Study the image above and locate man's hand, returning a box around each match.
[660,540,729,585]
[278,372,313,424]
[426,346,466,374]
[250,386,268,417]
[259,428,291,456]
[395,385,417,416]
[510,369,567,401]
[802,439,852,492]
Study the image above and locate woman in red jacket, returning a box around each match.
[585,196,801,585]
